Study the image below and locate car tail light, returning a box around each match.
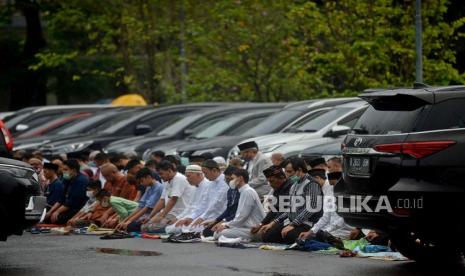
[392,208,411,217]
[0,122,14,151]
[374,141,456,158]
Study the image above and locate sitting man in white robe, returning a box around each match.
[165,165,210,236]
[213,168,265,242]
[166,160,229,242]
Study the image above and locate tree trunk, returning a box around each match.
[10,0,47,110]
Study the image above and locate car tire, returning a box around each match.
[389,229,463,263]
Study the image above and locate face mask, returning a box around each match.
[86,191,95,199]
[63,172,71,180]
[327,172,342,181]
[229,179,238,189]
[289,175,300,183]
[88,161,97,168]
[101,201,110,208]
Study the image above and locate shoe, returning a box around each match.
[30,227,40,234]
[165,233,184,243]
[174,232,201,243]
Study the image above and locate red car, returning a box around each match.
[0,120,14,157]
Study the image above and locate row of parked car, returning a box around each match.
[1,84,465,262]
[1,98,365,162]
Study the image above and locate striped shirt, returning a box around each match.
[274,174,323,227]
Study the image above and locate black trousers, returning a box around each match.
[262,222,310,244]
[202,225,215,237]
[45,209,78,225]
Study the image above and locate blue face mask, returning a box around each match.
[88,161,97,168]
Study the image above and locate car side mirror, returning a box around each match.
[134,124,152,136]
[325,125,351,138]
[16,124,29,132]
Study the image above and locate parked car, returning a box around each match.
[104,103,285,158]
[0,120,14,157]
[140,108,280,157]
[5,105,114,137]
[338,84,465,262]
[38,103,224,157]
[297,137,344,160]
[12,108,143,151]
[177,98,358,159]
[0,157,44,241]
[229,101,367,160]
[16,111,94,139]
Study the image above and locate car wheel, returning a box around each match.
[389,229,462,263]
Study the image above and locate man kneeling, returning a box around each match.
[213,169,264,242]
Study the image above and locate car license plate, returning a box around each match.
[348,157,370,176]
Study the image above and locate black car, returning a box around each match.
[104,103,285,157]
[177,98,358,159]
[137,108,279,158]
[0,157,44,241]
[338,84,465,261]
[38,103,223,157]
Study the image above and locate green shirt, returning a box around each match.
[109,196,139,221]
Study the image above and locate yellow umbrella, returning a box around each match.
[111,94,147,106]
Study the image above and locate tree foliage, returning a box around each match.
[3,0,465,105]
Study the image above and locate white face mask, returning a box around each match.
[86,191,95,199]
[229,179,238,189]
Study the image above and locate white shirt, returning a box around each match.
[199,174,229,220]
[311,182,353,239]
[161,172,195,218]
[178,178,211,220]
[225,184,265,229]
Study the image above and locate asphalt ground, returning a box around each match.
[1,233,465,276]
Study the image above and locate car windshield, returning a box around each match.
[157,113,203,136]
[284,107,353,133]
[51,112,119,135]
[18,114,90,137]
[5,113,31,128]
[226,116,269,136]
[191,116,242,139]
[242,110,301,136]
[100,111,147,134]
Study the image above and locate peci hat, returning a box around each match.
[263,165,285,178]
[307,157,327,168]
[237,141,258,152]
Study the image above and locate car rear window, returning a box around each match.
[352,105,424,135]
[417,98,465,131]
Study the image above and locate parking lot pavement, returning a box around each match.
[1,233,465,276]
